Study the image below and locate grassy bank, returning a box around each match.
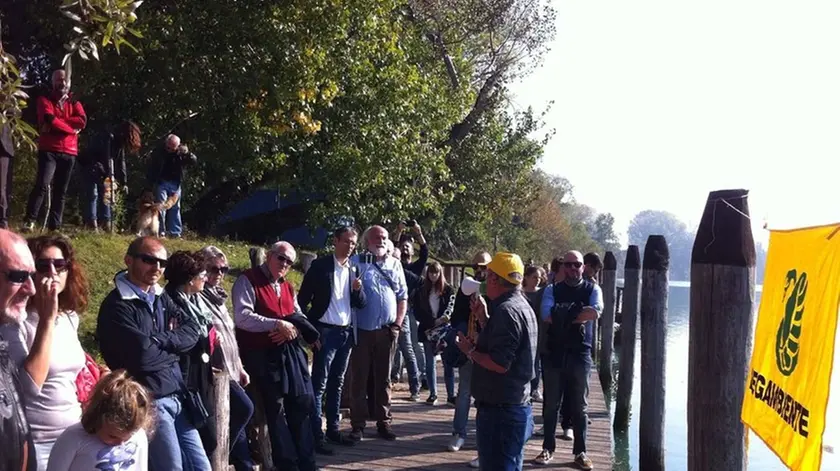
[57,231,303,356]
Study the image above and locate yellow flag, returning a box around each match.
[742,225,840,471]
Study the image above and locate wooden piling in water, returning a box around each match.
[614,245,641,431]
[599,251,617,385]
[687,189,755,471]
[639,235,669,471]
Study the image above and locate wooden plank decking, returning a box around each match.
[318,373,612,470]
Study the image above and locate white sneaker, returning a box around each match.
[448,435,465,452]
[561,428,574,441]
[531,390,543,403]
[533,449,553,465]
[468,457,479,468]
[575,452,593,470]
[533,425,544,437]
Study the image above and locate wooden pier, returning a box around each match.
[317,373,612,470]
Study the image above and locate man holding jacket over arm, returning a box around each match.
[97,236,210,471]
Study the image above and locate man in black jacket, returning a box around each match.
[146,134,197,238]
[298,226,367,453]
[97,236,209,471]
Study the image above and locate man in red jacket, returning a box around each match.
[22,69,86,232]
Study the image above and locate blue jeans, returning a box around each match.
[149,395,212,471]
[542,354,591,455]
[229,381,255,471]
[391,314,420,395]
[310,322,354,442]
[476,403,533,471]
[81,169,111,225]
[423,341,455,398]
[453,362,473,438]
[155,180,182,236]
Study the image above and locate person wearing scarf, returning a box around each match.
[198,246,255,471]
[164,251,218,458]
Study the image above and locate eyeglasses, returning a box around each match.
[4,270,36,284]
[564,261,583,268]
[132,253,168,268]
[276,254,294,266]
[208,266,230,275]
[35,258,69,274]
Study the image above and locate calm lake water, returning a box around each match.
[609,283,789,471]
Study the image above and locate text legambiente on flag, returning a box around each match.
[742,225,840,470]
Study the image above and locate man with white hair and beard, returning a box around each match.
[0,229,36,471]
[347,226,408,442]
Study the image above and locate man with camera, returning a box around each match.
[532,250,602,469]
[146,134,197,238]
[347,226,408,441]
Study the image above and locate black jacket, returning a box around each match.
[97,273,201,398]
[78,128,128,185]
[401,244,429,277]
[413,283,455,342]
[297,255,367,324]
[146,144,197,186]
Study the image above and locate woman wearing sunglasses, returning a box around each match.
[0,235,90,470]
[164,251,218,457]
[198,245,254,471]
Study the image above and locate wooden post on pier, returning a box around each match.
[599,251,617,385]
[639,235,668,471]
[687,189,755,471]
[211,371,232,471]
[614,245,641,431]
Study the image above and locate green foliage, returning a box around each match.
[0,22,37,150]
[591,213,620,253]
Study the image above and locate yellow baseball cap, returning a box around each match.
[487,252,525,285]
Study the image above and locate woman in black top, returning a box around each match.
[412,262,456,405]
[164,250,217,457]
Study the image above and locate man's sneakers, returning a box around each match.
[325,430,356,446]
[426,395,439,406]
[533,449,553,465]
[561,428,574,441]
[314,441,334,456]
[447,435,465,452]
[575,452,593,470]
[531,389,543,403]
[409,392,421,402]
[348,427,364,442]
[468,457,479,468]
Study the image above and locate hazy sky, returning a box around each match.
[511,1,840,247]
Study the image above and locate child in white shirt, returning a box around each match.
[46,370,153,471]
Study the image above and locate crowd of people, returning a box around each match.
[0,215,605,471]
[0,68,197,236]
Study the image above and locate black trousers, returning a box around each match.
[0,155,12,229]
[25,151,75,230]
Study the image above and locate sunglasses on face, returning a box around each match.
[133,253,168,268]
[275,254,294,266]
[564,261,583,269]
[208,266,230,275]
[4,270,36,284]
[35,258,69,274]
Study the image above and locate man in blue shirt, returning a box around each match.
[533,250,602,470]
[347,225,408,441]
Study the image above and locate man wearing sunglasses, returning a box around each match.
[0,229,37,471]
[533,251,602,469]
[97,236,209,471]
[232,241,322,471]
